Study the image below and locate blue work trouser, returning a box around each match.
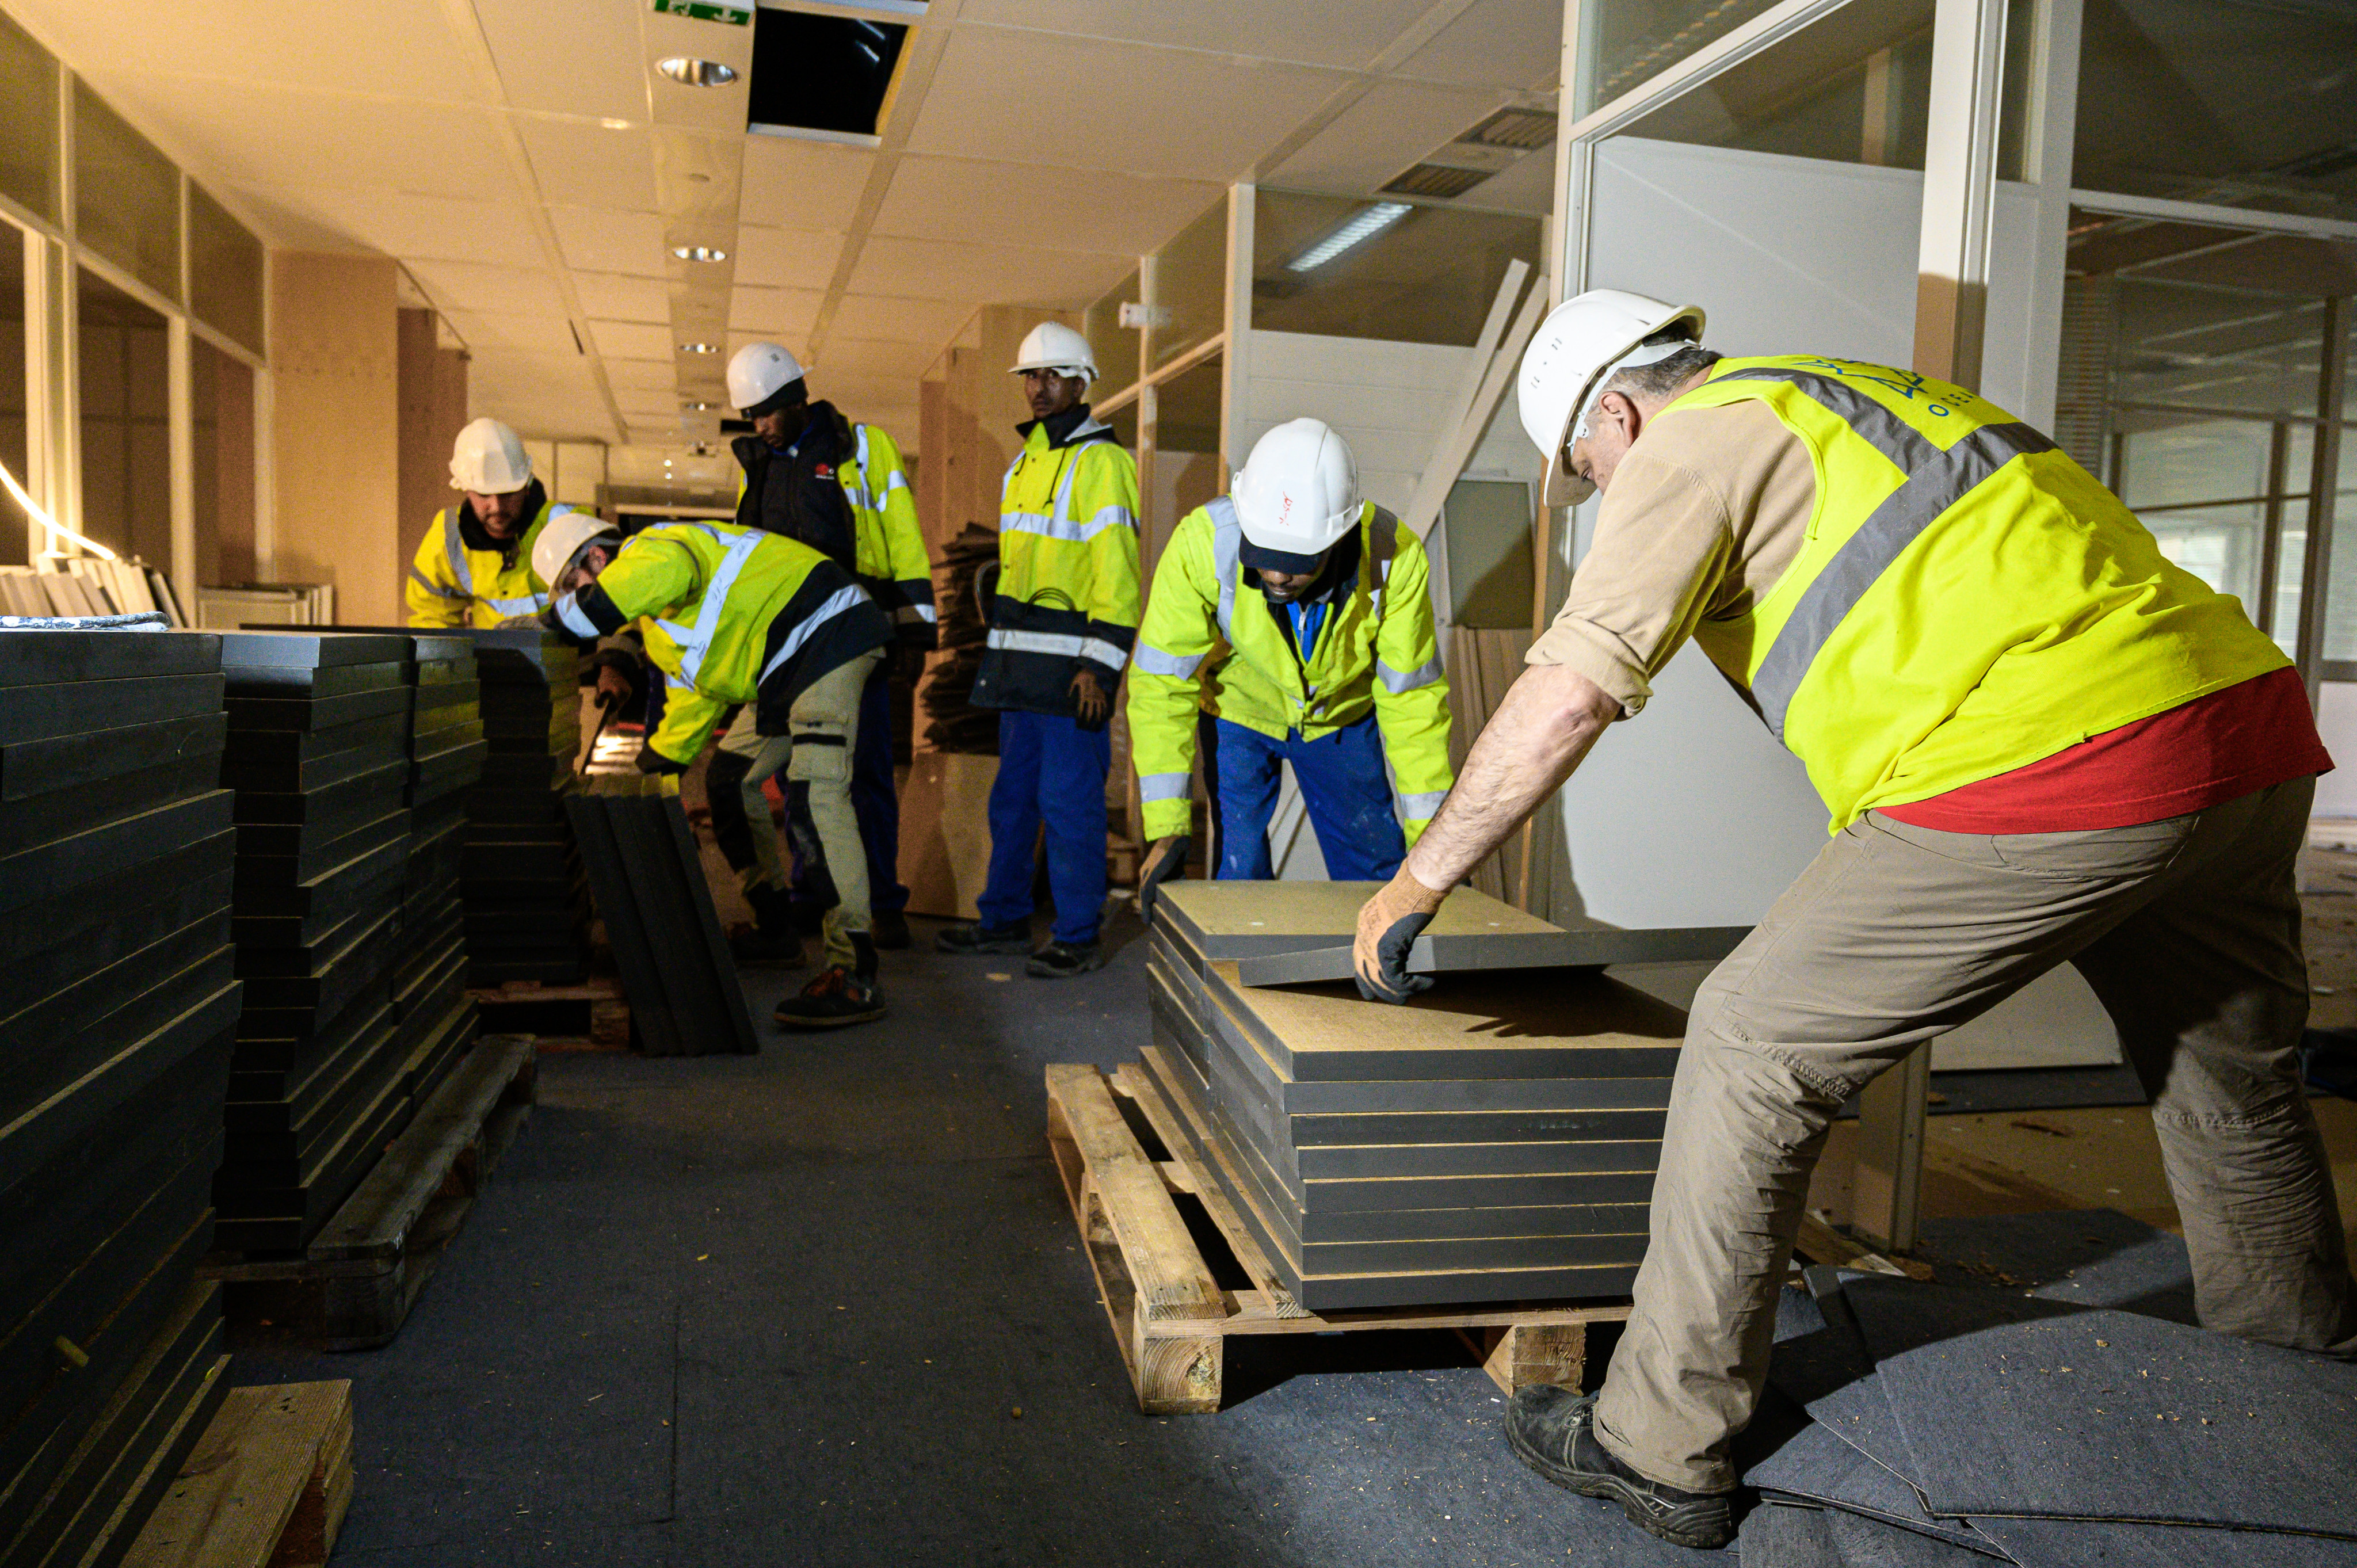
[792,661,907,914]
[1200,713,1406,882]
[978,709,1110,945]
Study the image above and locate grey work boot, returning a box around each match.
[1504,1387,1734,1551]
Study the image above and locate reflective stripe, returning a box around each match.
[884,469,909,491]
[757,583,870,683]
[1134,643,1205,679]
[1717,368,2055,738]
[650,522,749,687]
[999,502,1134,544]
[1139,771,1191,803]
[409,566,467,601]
[1377,654,1443,694]
[1080,637,1130,672]
[1398,788,1448,819]
[1207,495,1243,642]
[486,592,546,615]
[442,510,473,596]
[986,627,1086,657]
[555,594,600,640]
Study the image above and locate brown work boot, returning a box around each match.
[1505,1388,1734,1551]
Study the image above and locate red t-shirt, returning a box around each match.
[1876,665,2332,834]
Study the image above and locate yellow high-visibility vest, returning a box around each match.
[405,491,565,627]
[1127,499,1454,844]
[1672,354,2289,831]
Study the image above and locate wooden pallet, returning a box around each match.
[466,976,630,1052]
[204,1037,536,1349]
[124,1380,353,1568]
[1044,1063,1633,1416]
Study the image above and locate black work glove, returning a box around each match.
[1352,867,1447,1004]
[1137,835,1191,928]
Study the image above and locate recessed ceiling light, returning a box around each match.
[679,342,719,354]
[682,400,712,411]
[657,57,737,87]
[672,246,727,262]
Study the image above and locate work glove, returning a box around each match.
[1136,835,1191,928]
[1352,866,1448,1004]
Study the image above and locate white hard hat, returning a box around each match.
[531,510,617,590]
[449,417,533,494]
[1231,418,1360,568]
[727,341,808,413]
[1517,289,1706,506]
[1009,321,1096,384]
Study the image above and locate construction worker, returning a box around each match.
[1352,290,2353,1549]
[405,417,574,627]
[1127,418,1451,914]
[707,341,933,961]
[935,322,1141,978]
[531,511,895,1029]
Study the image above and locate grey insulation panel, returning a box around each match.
[216,630,407,667]
[1235,925,1749,987]
[0,628,220,687]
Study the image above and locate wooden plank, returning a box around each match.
[1042,1065,1224,1325]
[1479,1322,1589,1396]
[307,1036,533,1262]
[1401,284,1549,541]
[1115,1059,1310,1321]
[123,1380,352,1568]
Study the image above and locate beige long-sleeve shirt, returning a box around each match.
[1525,398,1817,716]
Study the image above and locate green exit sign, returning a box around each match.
[653,0,750,22]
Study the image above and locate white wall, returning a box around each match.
[2317,683,2357,816]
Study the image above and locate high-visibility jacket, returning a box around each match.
[404,484,567,628]
[1128,498,1454,845]
[729,410,936,646]
[1674,354,2290,831]
[968,408,1142,716]
[551,520,891,770]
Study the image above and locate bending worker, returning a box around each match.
[531,511,895,1031]
[1352,289,2356,1550]
[405,417,575,627]
[936,322,1141,979]
[706,341,933,962]
[1127,418,1451,909]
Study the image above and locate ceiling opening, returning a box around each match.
[747,9,909,143]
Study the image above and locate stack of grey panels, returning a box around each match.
[1139,881,1683,1312]
[1749,1265,2357,1565]
[0,628,237,1567]
[462,628,590,985]
[215,630,421,1253]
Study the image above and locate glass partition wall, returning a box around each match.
[0,7,268,606]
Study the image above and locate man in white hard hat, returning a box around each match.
[405,417,575,628]
[707,341,933,962]
[531,509,897,1028]
[936,321,1141,978]
[1349,291,2351,1548]
[1126,418,1452,915]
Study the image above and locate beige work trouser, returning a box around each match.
[1595,776,2357,1494]
[721,650,878,971]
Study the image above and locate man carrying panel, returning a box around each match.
[935,322,1142,978]
[405,417,574,628]
[532,512,895,1030]
[1126,418,1452,914]
[707,341,934,959]
[1351,289,2355,1549]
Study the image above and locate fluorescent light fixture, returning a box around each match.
[657,56,738,86]
[672,245,728,262]
[600,117,632,131]
[682,400,712,411]
[1286,202,1413,273]
[678,342,719,354]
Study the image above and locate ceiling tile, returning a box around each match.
[815,337,943,384]
[733,226,846,291]
[589,319,679,361]
[1268,79,1508,198]
[548,207,669,274]
[828,293,976,348]
[444,312,582,356]
[909,28,1339,181]
[406,260,572,319]
[1395,0,1563,90]
[605,359,681,391]
[874,155,1222,255]
[949,1,1436,72]
[572,270,673,323]
[1455,147,1558,216]
[730,287,825,342]
[740,137,876,232]
[517,120,659,211]
[849,235,1127,306]
[9,0,471,101]
[475,0,651,121]
[264,189,545,269]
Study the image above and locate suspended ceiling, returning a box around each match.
[3,0,1563,462]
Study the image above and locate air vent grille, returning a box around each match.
[1380,163,1493,200]
[1462,106,1558,150]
